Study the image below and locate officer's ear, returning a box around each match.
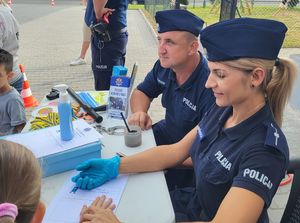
[190,40,199,54]
[184,32,199,55]
[186,38,199,56]
[250,68,265,88]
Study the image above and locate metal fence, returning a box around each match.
[144,0,172,17]
[144,0,300,47]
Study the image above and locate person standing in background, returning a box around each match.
[70,0,91,66]
[0,0,24,93]
[70,17,91,66]
[85,0,128,90]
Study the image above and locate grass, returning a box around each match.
[128,4,145,10]
[189,5,300,47]
[129,4,300,47]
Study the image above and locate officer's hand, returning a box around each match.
[101,8,115,18]
[96,8,115,22]
[71,156,120,190]
[128,111,152,130]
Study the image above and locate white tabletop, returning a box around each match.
[26,100,175,223]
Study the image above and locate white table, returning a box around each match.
[25,99,175,223]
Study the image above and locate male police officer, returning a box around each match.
[128,9,215,190]
[85,0,128,90]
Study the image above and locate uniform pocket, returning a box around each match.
[203,156,231,185]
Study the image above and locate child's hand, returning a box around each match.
[80,195,120,223]
[89,195,116,211]
[82,208,120,223]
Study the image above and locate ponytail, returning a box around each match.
[266,57,297,126]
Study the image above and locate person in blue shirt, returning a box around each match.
[128,9,215,190]
[85,0,128,90]
[72,18,297,222]
[128,9,214,146]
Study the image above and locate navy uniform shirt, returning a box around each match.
[189,104,289,222]
[137,53,215,143]
[85,0,128,31]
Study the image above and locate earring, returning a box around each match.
[251,84,255,88]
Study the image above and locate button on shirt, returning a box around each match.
[137,53,215,144]
[189,104,289,222]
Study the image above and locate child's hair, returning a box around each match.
[0,140,41,223]
[0,0,8,5]
[0,49,13,73]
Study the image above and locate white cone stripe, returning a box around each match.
[21,88,33,98]
[23,73,28,81]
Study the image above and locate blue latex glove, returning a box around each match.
[71,156,120,190]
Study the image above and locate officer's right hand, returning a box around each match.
[71,156,120,190]
[128,111,152,130]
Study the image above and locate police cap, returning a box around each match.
[200,18,287,61]
[155,9,204,37]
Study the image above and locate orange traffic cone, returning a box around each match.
[7,0,12,5]
[19,64,39,108]
[51,0,55,6]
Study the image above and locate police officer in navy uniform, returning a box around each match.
[72,18,297,222]
[128,9,214,146]
[85,0,128,90]
[128,9,215,190]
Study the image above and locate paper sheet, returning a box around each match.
[43,175,128,223]
[4,119,102,158]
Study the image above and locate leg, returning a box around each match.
[152,120,175,145]
[170,187,204,221]
[80,41,90,59]
[153,120,196,190]
[70,22,90,66]
[80,22,91,59]
[165,168,195,191]
[91,32,128,90]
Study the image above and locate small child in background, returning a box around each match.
[0,140,45,223]
[0,49,26,136]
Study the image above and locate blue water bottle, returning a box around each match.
[55,84,74,141]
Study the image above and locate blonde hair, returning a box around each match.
[0,140,41,223]
[222,57,297,127]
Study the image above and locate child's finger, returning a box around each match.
[80,205,87,215]
[96,195,106,207]
[83,213,94,220]
[91,196,100,207]
[102,197,113,209]
[109,204,116,211]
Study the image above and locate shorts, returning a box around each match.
[83,22,91,42]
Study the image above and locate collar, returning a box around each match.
[169,52,208,91]
[219,104,271,141]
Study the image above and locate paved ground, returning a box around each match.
[11,1,300,222]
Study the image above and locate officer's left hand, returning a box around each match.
[128,111,152,130]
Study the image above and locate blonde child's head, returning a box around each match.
[0,140,44,223]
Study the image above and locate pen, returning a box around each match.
[70,186,79,194]
[116,151,127,157]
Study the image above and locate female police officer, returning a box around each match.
[73,17,297,222]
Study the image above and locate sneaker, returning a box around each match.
[70,57,86,66]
